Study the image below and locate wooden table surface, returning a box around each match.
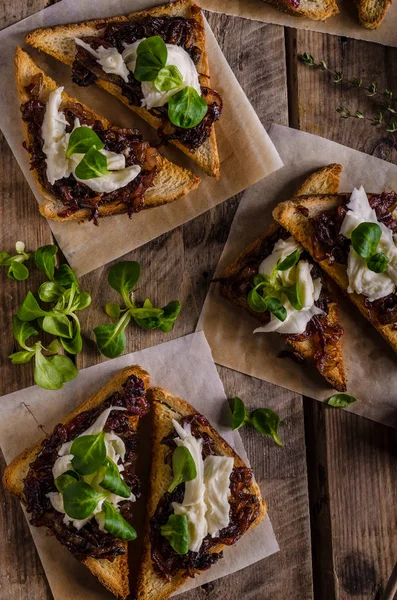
[1,3,397,600]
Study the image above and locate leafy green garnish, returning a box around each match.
[66,126,104,158]
[71,432,107,476]
[102,501,137,541]
[0,241,31,281]
[74,147,109,180]
[55,470,80,493]
[167,446,197,493]
[63,481,105,520]
[327,394,357,408]
[134,36,167,82]
[160,514,189,554]
[99,458,131,498]
[34,245,58,281]
[265,297,287,322]
[367,252,389,273]
[350,222,390,274]
[154,65,183,92]
[230,396,283,447]
[276,249,301,271]
[34,348,77,390]
[94,261,181,359]
[168,86,208,129]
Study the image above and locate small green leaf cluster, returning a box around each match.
[231,396,283,447]
[0,241,31,280]
[94,261,181,359]
[55,432,136,541]
[9,245,91,390]
[134,36,208,129]
[159,445,197,555]
[350,222,389,273]
[327,393,357,408]
[66,127,109,180]
[247,249,302,322]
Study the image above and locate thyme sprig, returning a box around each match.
[298,52,397,133]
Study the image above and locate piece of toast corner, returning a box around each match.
[135,386,266,600]
[25,0,220,178]
[2,365,150,600]
[14,47,200,223]
[354,0,392,29]
[264,0,339,20]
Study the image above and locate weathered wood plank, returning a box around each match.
[294,29,397,600]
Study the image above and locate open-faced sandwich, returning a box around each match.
[15,47,200,224]
[2,366,151,599]
[273,165,397,356]
[217,164,347,392]
[136,386,266,600]
[25,0,222,177]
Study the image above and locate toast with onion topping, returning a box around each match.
[218,164,347,391]
[273,166,397,355]
[25,0,221,177]
[136,386,266,600]
[2,366,151,600]
[264,0,339,20]
[15,47,200,223]
[354,0,392,28]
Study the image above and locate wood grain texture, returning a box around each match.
[294,30,397,600]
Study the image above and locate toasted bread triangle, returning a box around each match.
[354,0,391,29]
[219,164,347,391]
[273,181,397,358]
[15,47,200,223]
[25,0,220,178]
[2,366,151,600]
[136,386,266,600]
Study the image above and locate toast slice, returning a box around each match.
[25,0,220,178]
[354,0,392,29]
[218,164,347,391]
[136,386,266,600]
[264,0,339,21]
[15,47,200,223]
[2,365,151,600]
[273,171,397,356]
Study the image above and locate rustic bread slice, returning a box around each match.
[25,0,220,178]
[264,0,339,20]
[218,165,346,391]
[273,184,397,356]
[15,47,200,223]
[354,0,392,29]
[136,386,266,600]
[2,365,150,600]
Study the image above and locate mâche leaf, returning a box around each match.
[74,147,109,179]
[8,350,35,364]
[168,86,208,129]
[55,470,80,493]
[160,514,189,555]
[276,249,301,271]
[47,354,78,383]
[231,396,251,430]
[41,314,73,339]
[351,222,382,259]
[8,260,29,281]
[63,481,105,520]
[58,263,79,289]
[38,281,63,303]
[99,457,131,498]
[283,282,303,311]
[154,65,183,92]
[66,126,104,158]
[34,348,67,391]
[247,286,268,313]
[61,319,83,354]
[108,261,141,306]
[17,291,50,321]
[327,393,357,408]
[12,315,37,350]
[158,300,182,333]
[134,36,167,82]
[367,252,389,273]
[34,245,58,281]
[266,297,287,322]
[71,432,107,476]
[251,408,283,446]
[102,501,137,541]
[94,317,130,359]
[0,242,31,280]
[105,302,122,319]
[167,446,197,493]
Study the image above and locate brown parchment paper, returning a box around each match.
[198,124,397,428]
[198,0,397,47]
[0,0,283,278]
[0,332,278,600]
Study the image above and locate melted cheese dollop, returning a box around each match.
[171,419,234,552]
[340,186,397,302]
[40,93,141,193]
[48,406,135,531]
[122,38,201,110]
[75,38,130,82]
[254,237,323,336]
